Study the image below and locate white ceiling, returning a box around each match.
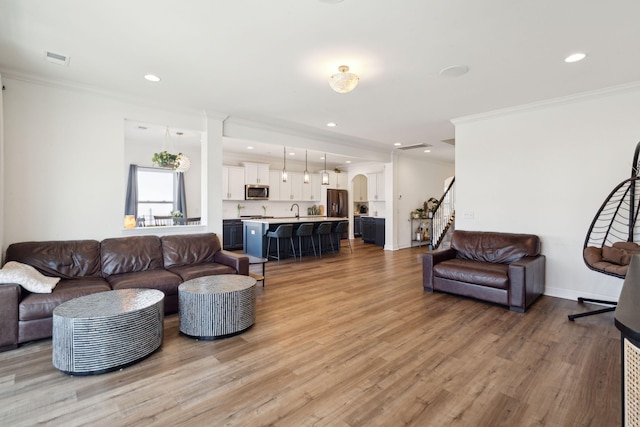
[3,0,640,166]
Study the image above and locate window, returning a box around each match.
[137,168,175,221]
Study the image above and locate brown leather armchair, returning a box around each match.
[423,230,545,312]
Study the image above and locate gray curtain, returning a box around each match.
[124,164,138,217]
[174,172,187,218]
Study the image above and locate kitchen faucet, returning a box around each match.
[290,203,300,219]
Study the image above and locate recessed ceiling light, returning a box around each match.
[394,142,402,146]
[565,53,586,63]
[320,156,325,160]
[327,122,337,127]
[439,65,469,77]
[424,149,431,153]
[346,160,352,164]
[144,74,161,82]
[247,146,254,150]
[289,152,295,156]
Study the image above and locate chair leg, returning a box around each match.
[309,235,317,257]
[290,237,296,262]
[328,234,335,254]
[266,237,272,261]
[346,236,353,253]
[276,238,280,265]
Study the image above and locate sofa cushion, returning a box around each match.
[6,240,102,279]
[602,245,631,265]
[18,277,111,321]
[433,259,510,289]
[161,233,221,268]
[451,231,540,264]
[107,269,182,296]
[101,236,164,277]
[168,263,236,282]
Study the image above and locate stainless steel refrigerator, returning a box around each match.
[327,189,348,218]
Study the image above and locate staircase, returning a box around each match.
[429,177,456,250]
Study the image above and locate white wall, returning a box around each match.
[453,84,640,301]
[393,153,455,249]
[1,77,222,248]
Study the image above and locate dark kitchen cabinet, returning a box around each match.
[361,216,374,243]
[353,215,362,237]
[374,218,385,247]
[361,216,384,247]
[223,219,244,250]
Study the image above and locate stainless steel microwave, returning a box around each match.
[245,185,269,200]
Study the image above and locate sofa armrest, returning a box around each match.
[0,283,21,351]
[422,248,456,291]
[214,250,249,276]
[508,255,546,312]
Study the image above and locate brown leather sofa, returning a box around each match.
[423,230,545,312]
[0,233,248,351]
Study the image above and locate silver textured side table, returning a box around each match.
[52,289,164,375]
[179,274,256,340]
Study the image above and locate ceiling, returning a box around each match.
[3,1,640,166]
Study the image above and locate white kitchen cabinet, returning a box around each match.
[286,172,303,200]
[243,162,269,185]
[302,173,321,201]
[269,170,282,200]
[223,166,245,200]
[328,171,348,189]
[367,172,385,201]
[353,174,367,202]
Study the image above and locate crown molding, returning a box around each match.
[452,81,640,125]
[0,68,209,118]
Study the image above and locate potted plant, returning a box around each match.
[411,207,425,219]
[152,151,183,169]
[425,197,439,218]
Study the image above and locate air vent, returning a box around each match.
[44,51,70,66]
[397,143,432,151]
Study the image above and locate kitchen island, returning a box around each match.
[243,216,347,259]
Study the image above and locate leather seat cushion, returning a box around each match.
[107,269,181,295]
[433,259,509,289]
[19,277,111,321]
[168,263,236,282]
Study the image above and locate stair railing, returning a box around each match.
[430,177,456,250]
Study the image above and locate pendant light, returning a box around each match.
[282,147,288,182]
[303,150,310,184]
[321,153,330,185]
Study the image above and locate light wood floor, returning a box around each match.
[0,240,621,426]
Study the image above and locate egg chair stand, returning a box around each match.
[568,141,640,321]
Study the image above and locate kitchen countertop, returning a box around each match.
[241,216,346,224]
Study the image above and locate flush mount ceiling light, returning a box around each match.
[327,122,337,127]
[329,65,359,93]
[565,52,587,63]
[144,74,161,82]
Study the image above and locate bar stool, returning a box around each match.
[334,221,352,253]
[266,224,295,264]
[294,223,317,261]
[315,222,335,257]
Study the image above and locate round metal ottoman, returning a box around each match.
[52,289,164,375]
[178,274,256,340]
